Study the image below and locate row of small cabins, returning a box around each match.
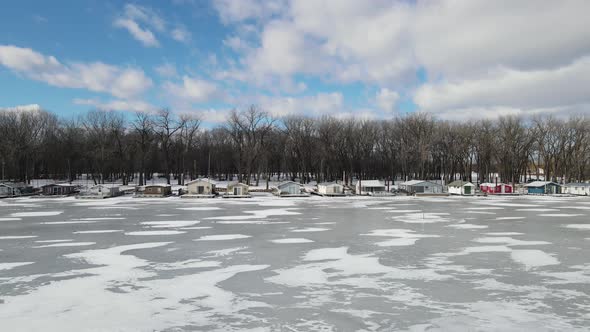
[2,179,590,199]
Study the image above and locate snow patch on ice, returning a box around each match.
[290,227,330,233]
[125,230,186,236]
[448,224,488,229]
[564,224,590,230]
[538,213,584,217]
[34,242,96,248]
[270,238,314,244]
[194,234,251,241]
[510,250,560,270]
[11,211,63,217]
[0,235,38,240]
[485,232,524,236]
[206,208,300,220]
[0,217,22,221]
[35,239,73,243]
[141,220,200,228]
[206,246,248,256]
[473,237,551,246]
[362,229,439,247]
[177,207,221,211]
[0,262,34,271]
[73,230,123,234]
[215,220,288,224]
[495,217,526,220]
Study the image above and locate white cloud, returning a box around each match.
[114,18,159,47]
[212,0,286,24]
[257,92,343,117]
[171,26,191,43]
[413,0,590,78]
[223,36,251,52]
[114,4,190,46]
[113,4,166,47]
[154,63,178,77]
[73,98,155,113]
[163,76,220,103]
[0,104,42,112]
[213,0,590,118]
[414,56,590,115]
[0,45,153,99]
[375,88,400,113]
[122,4,165,32]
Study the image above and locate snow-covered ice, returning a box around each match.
[33,242,96,248]
[270,238,314,244]
[194,234,251,241]
[0,262,34,270]
[10,211,63,217]
[125,230,186,236]
[0,195,588,331]
[73,230,124,234]
[290,227,330,232]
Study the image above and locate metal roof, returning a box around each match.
[357,180,385,187]
[524,181,560,187]
[448,180,475,187]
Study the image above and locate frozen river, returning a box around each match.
[1,195,589,331]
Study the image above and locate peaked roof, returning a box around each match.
[480,182,511,186]
[524,181,560,187]
[186,178,217,185]
[400,180,441,186]
[42,183,76,187]
[357,180,385,187]
[144,184,171,188]
[448,180,475,187]
[278,181,300,188]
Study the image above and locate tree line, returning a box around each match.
[1,106,589,186]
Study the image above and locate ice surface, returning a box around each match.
[1,195,589,331]
[448,224,488,229]
[41,220,107,225]
[10,211,63,217]
[564,224,590,230]
[179,226,212,230]
[141,220,200,228]
[195,234,251,241]
[0,235,37,240]
[270,238,314,244]
[495,217,526,220]
[125,230,186,236]
[206,208,301,220]
[473,237,551,246]
[392,212,450,224]
[177,207,221,211]
[485,232,524,236]
[34,239,73,243]
[510,250,560,270]
[290,227,330,232]
[538,214,584,217]
[33,242,96,248]
[0,217,22,221]
[72,230,123,234]
[0,262,34,270]
[362,228,439,247]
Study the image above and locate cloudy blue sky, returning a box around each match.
[1,0,589,122]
